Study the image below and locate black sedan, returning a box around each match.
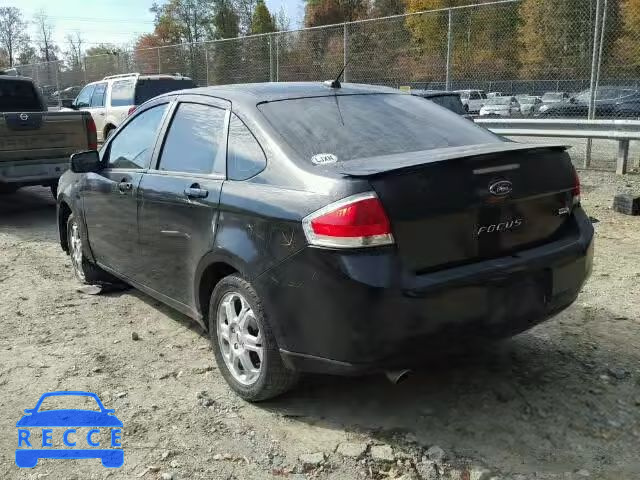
[56,82,593,401]
[539,87,640,118]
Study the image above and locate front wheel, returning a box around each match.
[209,274,298,401]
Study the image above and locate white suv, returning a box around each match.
[68,73,196,142]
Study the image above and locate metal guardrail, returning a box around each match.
[474,118,640,174]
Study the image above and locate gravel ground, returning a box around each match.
[0,170,639,480]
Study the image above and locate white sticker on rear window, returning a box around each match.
[311,153,338,165]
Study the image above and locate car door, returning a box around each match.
[137,96,229,309]
[82,101,171,279]
[87,82,108,141]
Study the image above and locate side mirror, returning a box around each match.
[61,99,74,109]
[70,150,101,173]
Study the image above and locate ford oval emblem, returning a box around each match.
[19,113,29,121]
[489,180,512,196]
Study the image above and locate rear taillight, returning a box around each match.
[572,167,581,205]
[128,106,136,116]
[302,192,394,248]
[85,115,97,150]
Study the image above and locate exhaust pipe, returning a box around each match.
[385,369,412,384]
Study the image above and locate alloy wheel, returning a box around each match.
[216,291,263,386]
[69,221,85,282]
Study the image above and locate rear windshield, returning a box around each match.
[258,94,496,162]
[134,79,196,105]
[427,95,466,115]
[0,80,42,112]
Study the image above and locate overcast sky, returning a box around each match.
[4,0,304,54]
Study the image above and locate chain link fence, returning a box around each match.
[9,0,640,170]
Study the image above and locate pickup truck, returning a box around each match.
[0,75,96,196]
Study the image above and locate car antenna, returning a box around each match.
[324,60,350,89]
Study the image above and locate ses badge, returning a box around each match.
[15,391,124,468]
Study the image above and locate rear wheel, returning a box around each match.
[66,213,112,284]
[104,126,115,140]
[209,274,298,401]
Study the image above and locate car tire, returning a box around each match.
[104,127,115,140]
[66,213,113,284]
[209,274,299,402]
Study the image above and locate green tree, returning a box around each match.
[250,0,276,34]
[208,0,241,84]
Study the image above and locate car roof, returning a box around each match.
[411,89,460,98]
[162,82,402,105]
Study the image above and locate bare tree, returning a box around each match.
[66,32,84,69]
[234,0,258,34]
[34,10,59,63]
[0,7,29,67]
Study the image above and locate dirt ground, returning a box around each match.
[1,169,639,480]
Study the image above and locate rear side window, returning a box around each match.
[107,104,168,169]
[428,95,466,115]
[227,114,267,180]
[90,83,107,107]
[158,103,226,175]
[134,79,196,105]
[74,84,95,108]
[0,80,41,112]
[110,80,135,107]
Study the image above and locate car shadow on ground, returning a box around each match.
[257,304,639,476]
[0,187,57,243]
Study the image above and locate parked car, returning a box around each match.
[454,89,487,114]
[0,75,96,196]
[57,82,593,401]
[410,89,470,118]
[52,86,83,102]
[487,91,504,98]
[66,73,196,142]
[540,91,571,106]
[539,87,640,118]
[479,96,521,117]
[517,95,543,116]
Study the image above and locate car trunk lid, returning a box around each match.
[341,143,576,273]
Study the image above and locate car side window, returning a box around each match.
[74,84,95,108]
[227,113,267,181]
[158,102,227,175]
[106,104,168,169]
[110,80,135,107]
[470,92,480,100]
[90,82,107,108]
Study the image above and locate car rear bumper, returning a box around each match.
[256,208,594,375]
[0,158,69,186]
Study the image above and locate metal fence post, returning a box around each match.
[269,35,274,82]
[586,0,603,168]
[205,47,209,86]
[445,8,453,91]
[83,56,87,84]
[617,140,629,175]
[55,61,61,108]
[343,23,348,82]
[276,34,280,82]
[157,48,161,74]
